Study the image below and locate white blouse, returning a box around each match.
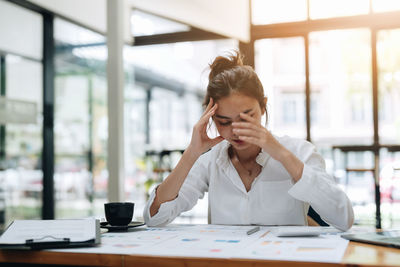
[143,136,354,231]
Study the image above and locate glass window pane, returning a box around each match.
[124,81,147,214]
[379,148,400,228]
[3,56,43,225]
[6,56,43,112]
[0,1,42,60]
[150,89,176,149]
[252,0,307,25]
[310,29,372,146]
[377,29,400,144]
[131,9,190,36]
[54,18,104,47]
[255,37,306,139]
[309,0,369,19]
[310,29,373,225]
[55,76,90,155]
[54,18,107,219]
[335,150,375,225]
[373,0,400,12]
[124,39,237,91]
[92,75,108,203]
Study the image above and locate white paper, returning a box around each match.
[0,219,96,244]
[54,224,259,256]
[51,224,349,263]
[236,233,349,263]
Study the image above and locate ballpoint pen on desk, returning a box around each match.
[247,226,260,235]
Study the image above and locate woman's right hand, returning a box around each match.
[150,98,223,217]
[188,98,224,156]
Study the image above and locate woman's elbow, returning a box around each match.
[145,219,159,227]
[335,202,354,231]
[143,209,171,227]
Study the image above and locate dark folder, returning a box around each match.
[0,219,100,250]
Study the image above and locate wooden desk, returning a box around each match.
[0,241,399,267]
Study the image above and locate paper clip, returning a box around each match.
[26,235,70,245]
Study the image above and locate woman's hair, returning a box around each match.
[204,51,267,118]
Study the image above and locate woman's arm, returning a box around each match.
[149,147,201,216]
[149,98,224,217]
[288,151,354,231]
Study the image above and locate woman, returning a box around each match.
[143,52,354,231]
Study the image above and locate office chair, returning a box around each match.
[307,206,329,226]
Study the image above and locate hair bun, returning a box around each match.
[209,51,243,81]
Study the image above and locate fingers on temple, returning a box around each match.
[199,104,217,126]
[204,98,214,113]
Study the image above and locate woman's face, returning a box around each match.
[213,92,265,151]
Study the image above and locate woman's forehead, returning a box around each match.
[218,92,256,103]
[215,95,259,119]
[217,94,258,109]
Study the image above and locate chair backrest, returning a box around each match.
[307,206,329,226]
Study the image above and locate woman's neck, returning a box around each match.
[230,145,261,163]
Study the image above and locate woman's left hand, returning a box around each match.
[233,113,304,181]
[232,113,285,161]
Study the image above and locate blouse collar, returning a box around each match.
[215,140,271,168]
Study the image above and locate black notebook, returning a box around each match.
[341,230,400,248]
[0,219,100,250]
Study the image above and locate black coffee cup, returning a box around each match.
[104,202,134,226]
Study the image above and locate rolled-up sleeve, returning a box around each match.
[288,141,354,231]
[143,153,210,227]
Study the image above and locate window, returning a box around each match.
[372,0,400,13]
[0,1,43,226]
[309,29,373,145]
[309,0,369,19]
[251,0,307,25]
[0,1,42,60]
[124,80,147,211]
[255,37,306,139]
[281,93,304,125]
[377,29,400,145]
[54,18,107,218]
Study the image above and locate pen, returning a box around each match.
[246,226,260,235]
